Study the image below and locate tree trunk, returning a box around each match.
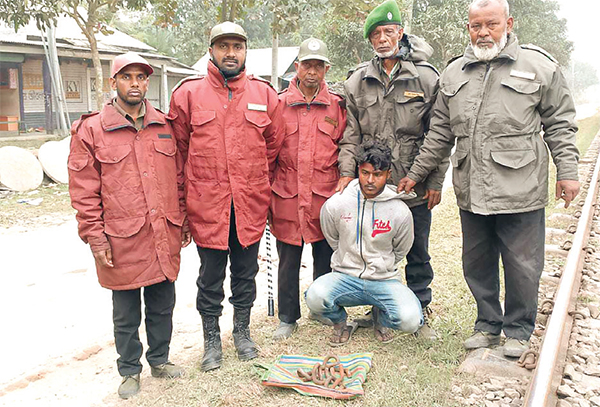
[404,0,414,34]
[271,33,279,91]
[87,32,105,110]
[221,0,227,22]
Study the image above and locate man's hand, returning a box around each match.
[397,177,417,194]
[423,189,442,210]
[93,248,114,268]
[182,226,192,248]
[556,180,580,209]
[336,176,354,194]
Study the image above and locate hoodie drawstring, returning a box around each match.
[372,202,375,230]
[356,190,360,246]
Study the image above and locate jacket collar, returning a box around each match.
[285,76,332,106]
[206,59,247,92]
[462,33,519,69]
[364,56,420,83]
[100,99,165,131]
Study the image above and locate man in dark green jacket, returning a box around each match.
[336,0,445,340]
[400,0,580,358]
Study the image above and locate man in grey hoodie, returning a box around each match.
[306,141,423,346]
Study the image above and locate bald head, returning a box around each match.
[469,0,510,18]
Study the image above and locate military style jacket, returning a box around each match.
[407,35,579,215]
[339,34,446,208]
[168,61,284,250]
[270,77,347,246]
[68,101,186,290]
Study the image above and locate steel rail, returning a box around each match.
[523,147,600,407]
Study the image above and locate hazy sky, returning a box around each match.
[555,0,600,70]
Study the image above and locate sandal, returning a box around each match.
[329,321,358,347]
[373,306,394,344]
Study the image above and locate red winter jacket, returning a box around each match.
[68,101,186,290]
[270,78,347,245]
[168,61,284,250]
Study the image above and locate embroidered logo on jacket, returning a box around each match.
[372,219,392,237]
[341,213,353,223]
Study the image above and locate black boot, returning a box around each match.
[232,308,259,361]
[200,315,222,372]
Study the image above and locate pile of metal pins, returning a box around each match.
[296,355,351,389]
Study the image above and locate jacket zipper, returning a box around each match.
[358,197,368,278]
[223,77,232,101]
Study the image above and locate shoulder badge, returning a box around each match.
[171,75,205,93]
[446,55,464,67]
[414,61,440,76]
[346,61,370,80]
[520,44,559,64]
[248,75,275,90]
[74,111,100,131]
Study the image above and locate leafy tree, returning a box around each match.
[1,0,163,109]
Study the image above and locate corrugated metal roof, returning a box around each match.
[0,15,154,53]
[0,15,199,72]
[192,47,299,78]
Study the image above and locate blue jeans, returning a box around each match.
[305,272,423,334]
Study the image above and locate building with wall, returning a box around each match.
[0,16,198,135]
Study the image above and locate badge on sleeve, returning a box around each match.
[248,103,267,112]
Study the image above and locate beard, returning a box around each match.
[375,49,397,59]
[472,30,508,61]
[116,88,143,106]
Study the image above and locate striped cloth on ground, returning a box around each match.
[259,353,373,399]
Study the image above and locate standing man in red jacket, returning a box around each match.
[270,38,347,340]
[169,22,284,371]
[69,52,190,399]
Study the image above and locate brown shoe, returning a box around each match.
[151,362,183,378]
[118,373,140,399]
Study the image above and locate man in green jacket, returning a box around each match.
[336,0,445,340]
[399,0,580,358]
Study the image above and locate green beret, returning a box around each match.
[364,0,402,39]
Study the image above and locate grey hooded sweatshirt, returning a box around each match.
[320,179,414,281]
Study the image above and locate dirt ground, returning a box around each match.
[0,208,305,406]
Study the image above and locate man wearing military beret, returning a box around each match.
[399,0,580,358]
[270,38,347,340]
[337,0,444,341]
[169,22,284,371]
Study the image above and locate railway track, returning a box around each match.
[453,132,600,407]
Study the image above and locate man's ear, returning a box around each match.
[109,77,116,91]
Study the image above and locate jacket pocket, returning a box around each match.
[271,180,298,221]
[191,110,216,126]
[277,122,299,171]
[441,80,470,137]
[394,94,427,136]
[95,144,142,193]
[189,148,218,180]
[105,216,152,266]
[450,149,470,204]
[492,78,542,134]
[68,153,89,172]
[355,93,379,135]
[315,121,339,169]
[96,144,131,164]
[489,149,538,203]
[310,181,338,219]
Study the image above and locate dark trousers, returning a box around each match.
[460,208,545,340]
[405,203,434,308]
[196,208,260,316]
[276,239,333,324]
[112,280,175,376]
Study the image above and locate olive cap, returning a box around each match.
[364,0,402,39]
[111,52,153,78]
[297,38,330,64]
[209,21,247,45]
